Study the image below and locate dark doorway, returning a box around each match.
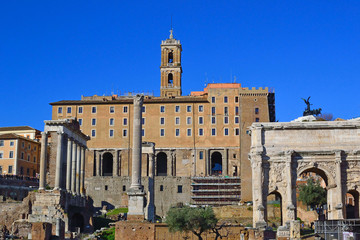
[71,213,84,232]
[346,190,359,219]
[211,152,222,176]
[102,152,113,176]
[156,152,167,176]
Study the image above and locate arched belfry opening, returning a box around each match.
[168,73,173,85]
[211,152,222,176]
[346,190,359,219]
[156,152,167,176]
[102,152,113,176]
[168,52,173,63]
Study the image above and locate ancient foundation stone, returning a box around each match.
[31,222,52,240]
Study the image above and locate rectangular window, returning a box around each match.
[91,118,96,126]
[224,107,228,115]
[186,117,192,125]
[211,128,216,136]
[0,140,3,146]
[8,166,13,174]
[160,106,165,113]
[224,116,229,124]
[199,116,203,125]
[175,117,180,125]
[199,128,204,136]
[9,151,14,158]
[91,130,96,137]
[211,96,215,103]
[175,129,180,137]
[0,166,2,173]
[235,128,240,135]
[175,105,180,113]
[160,117,165,125]
[211,107,216,115]
[160,129,165,137]
[110,118,114,126]
[198,105,204,112]
[109,129,114,137]
[27,155,30,161]
[199,151,204,160]
[0,152,3,159]
[142,118,145,125]
[235,106,239,115]
[235,96,239,103]
[224,96,228,103]
[110,106,115,113]
[21,152,24,159]
[177,185,183,193]
[92,106,97,113]
[235,116,239,124]
[224,128,229,136]
[27,168,30,175]
[58,107,63,114]
[78,106,83,114]
[79,119,83,126]
[255,108,259,114]
[255,118,260,122]
[22,142,24,148]
[123,118,128,126]
[142,106,146,113]
[28,144,31,150]
[211,116,216,124]
[142,129,145,137]
[123,106,128,113]
[187,129,192,136]
[33,156,36,163]
[67,107,72,114]
[123,129,127,137]
[187,105,192,112]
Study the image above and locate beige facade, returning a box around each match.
[0,133,40,177]
[49,31,275,212]
[0,126,41,140]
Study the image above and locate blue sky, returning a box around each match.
[1,1,359,130]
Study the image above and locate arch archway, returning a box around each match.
[102,152,113,176]
[71,213,84,232]
[266,191,283,227]
[168,73,173,85]
[346,190,359,219]
[156,152,167,176]
[211,152,222,176]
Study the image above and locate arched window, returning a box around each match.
[156,152,167,176]
[211,152,222,176]
[168,52,173,63]
[168,73,173,85]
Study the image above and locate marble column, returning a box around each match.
[285,151,296,223]
[71,141,77,193]
[96,151,101,176]
[39,132,48,190]
[223,148,228,176]
[54,131,63,190]
[149,153,155,178]
[250,154,266,228]
[335,151,344,219]
[76,144,81,194]
[113,150,119,176]
[128,94,145,219]
[80,146,86,195]
[66,137,73,192]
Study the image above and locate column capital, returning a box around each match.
[57,131,64,135]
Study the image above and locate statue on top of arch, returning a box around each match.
[302,96,322,116]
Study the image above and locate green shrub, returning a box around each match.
[100,227,115,240]
[107,208,128,216]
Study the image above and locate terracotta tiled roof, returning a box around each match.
[0,133,40,143]
[0,126,35,131]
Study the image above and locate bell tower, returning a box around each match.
[160,29,182,97]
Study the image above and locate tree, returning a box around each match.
[165,205,218,240]
[298,178,327,210]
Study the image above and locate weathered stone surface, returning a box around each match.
[31,222,52,240]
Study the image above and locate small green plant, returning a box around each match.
[107,208,128,216]
[100,227,115,240]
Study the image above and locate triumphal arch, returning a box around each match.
[249,119,360,228]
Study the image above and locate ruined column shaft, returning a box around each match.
[285,151,296,223]
[149,154,155,178]
[66,138,73,191]
[80,147,85,195]
[96,151,101,176]
[39,132,48,190]
[54,132,63,190]
[76,144,81,194]
[130,95,143,189]
[113,150,119,176]
[71,141,77,193]
[335,151,344,219]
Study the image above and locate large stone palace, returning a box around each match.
[49,30,276,216]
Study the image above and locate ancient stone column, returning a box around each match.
[285,151,296,223]
[39,132,48,190]
[149,153,155,178]
[76,144,81,194]
[335,151,344,219]
[54,131,63,190]
[113,150,119,176]
[128,94,145,219]
[66,137,73,192]
[130,94,144,190]
[96,151,101,176]
[71,141,77,193]
[80,147,86,195]
[223,148,228,176]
